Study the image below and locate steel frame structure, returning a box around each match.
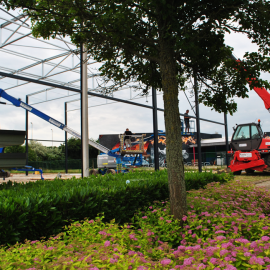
[0,7,229,174]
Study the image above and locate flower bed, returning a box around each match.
[1,180,270,269]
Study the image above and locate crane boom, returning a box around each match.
[230,54,270,112]
[0,88,110,154]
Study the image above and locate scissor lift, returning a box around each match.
[119,134,145,155]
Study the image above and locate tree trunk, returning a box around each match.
[159,40,187,221]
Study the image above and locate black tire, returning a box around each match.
[264,154,270,168]
[89,169,98,175]
[106,169,116,174]
[233,170,242,175]
[245,168,255,174]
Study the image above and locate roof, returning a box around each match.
[189,137,232,148]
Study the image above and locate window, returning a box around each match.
[251,125,261,139]
[233,125,250,140]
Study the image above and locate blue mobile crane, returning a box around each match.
[0,88,149,175]
[0,88,194,175]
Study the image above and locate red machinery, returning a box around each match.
[228,58,270,174]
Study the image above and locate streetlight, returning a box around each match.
[51,129,53,147]
[30,122,33,140]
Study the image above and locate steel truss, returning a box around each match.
[0,7,229,173]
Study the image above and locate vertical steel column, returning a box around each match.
[65,102,68,174]
[25,96,29,176]
[80,43,89,178]
[194,72,202,172]
[224,113,229,167]
[152,87,159,170]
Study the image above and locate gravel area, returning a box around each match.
[0,173,82,184]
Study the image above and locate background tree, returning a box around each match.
[28,141,64,161]
[4,144,37,161]
[58,137,99,160]
[2,0,270,220]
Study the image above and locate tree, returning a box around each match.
[58,137,99,159]
[2,0,270,220]
[4,144,37,161]
[29,141,64,161]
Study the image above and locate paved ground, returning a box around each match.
[0,173,82,184]
[253,179,270,190]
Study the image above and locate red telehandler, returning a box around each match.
[228,57,270,175]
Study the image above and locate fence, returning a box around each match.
[28,158,97,170]
[147,151,228,168]
[183,152,227,166]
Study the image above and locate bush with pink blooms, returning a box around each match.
[1,180,270,269]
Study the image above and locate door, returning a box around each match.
[231,125,252,151]
[251,124,262,149]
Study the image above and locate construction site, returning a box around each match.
[0,6,270,181]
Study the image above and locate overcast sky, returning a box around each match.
[0,7,269,147]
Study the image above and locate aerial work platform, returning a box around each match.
[119,134,145,155]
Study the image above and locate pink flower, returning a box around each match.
[216,236,226,240]
[142,216,147,219]
[166,220,172,223]
[183,257,195,266]
[182,216,187,221]
[30,240,39,244]
[110,258,118,263]
[88,220,94,223]
[262,236,270,241]
[152,209,157,213]
[129,234,138,241]
[159,217,164,220]
[249,256,265,265]
[262,226,269,230]
[104,241,110,247]
[149,206,153,209]
[128,251,136,256]
[161,258,171,265]
[215,230,226,234]
[209,258,217,265]
[220,250,229,256]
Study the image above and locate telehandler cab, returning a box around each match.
[228,120,270,174]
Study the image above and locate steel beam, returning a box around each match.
[152,87,159,170]
[81,44,89,178]
[0,71,226,126]
[194,72,202,172]
[25,95,29,176]
[65,102,68,173]
[224,113,229,167]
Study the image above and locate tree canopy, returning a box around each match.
[2,0,270,219]
[58,137,99,160]
[3,0,270,113]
